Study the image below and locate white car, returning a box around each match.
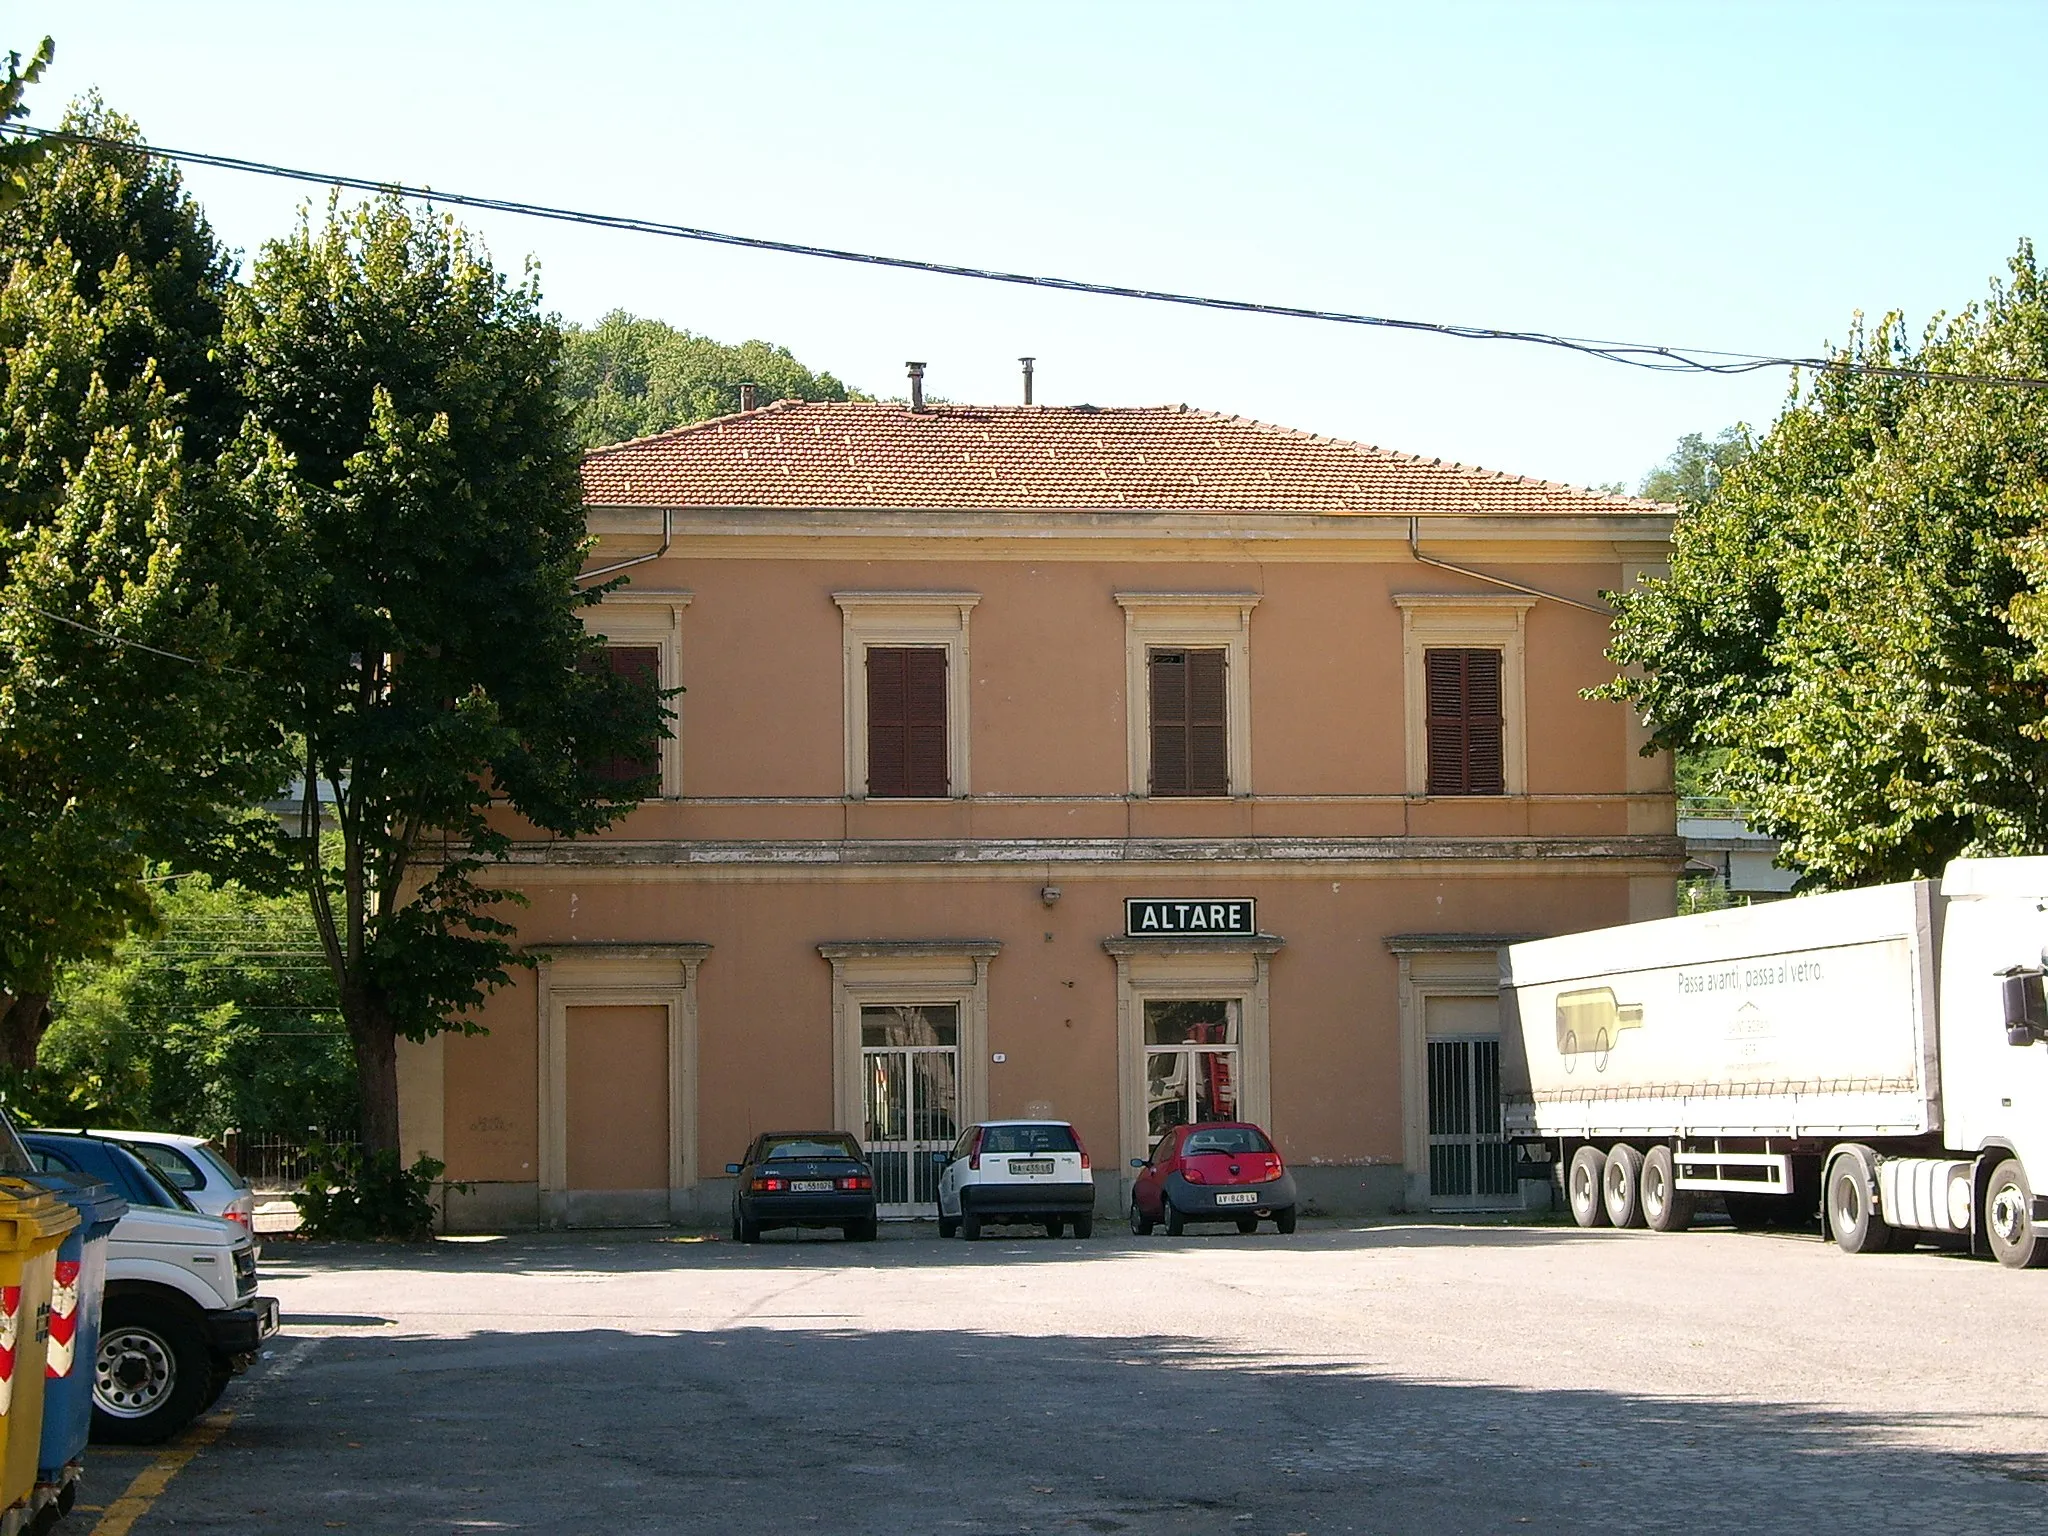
[88,1132,256,1233]
[937,1120,1098,1239]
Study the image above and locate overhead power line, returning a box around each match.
[8,599,252,673]
[11,124,2047,393]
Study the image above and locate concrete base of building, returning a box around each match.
[443,1181,540,1233]
[1288,1164,1407,1217]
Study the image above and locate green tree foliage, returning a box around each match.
[10,870,355,1137]
[1606,244,2048,888]
[1640,425,1752,506]
[561,310,862,448]
[231,197,666,1155]
[0,103,292,1068]
[0,38,54,214]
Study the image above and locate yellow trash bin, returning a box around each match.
[0,1178,79,1523]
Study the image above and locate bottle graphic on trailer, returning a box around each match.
[1555,987,1644,1073]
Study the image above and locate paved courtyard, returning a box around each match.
[86,1219,2048,1534]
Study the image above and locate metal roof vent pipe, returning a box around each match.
[1020,356,1035,405]
[738,381,757,412]
[906,361,926,412]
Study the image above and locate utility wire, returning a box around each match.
[8,599,252,673]
[12,124,2047,393]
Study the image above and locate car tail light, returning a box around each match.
[224,1210,252,1228]
[968,1128,985,1171]
[1183,1166,1206,1184]
[1265,1155,1285,1178]
[1073,1129,1090,1171]
[750,1177,787,1192]
[838,1174,872,1191]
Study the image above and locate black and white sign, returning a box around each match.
[1125,898,1256,936]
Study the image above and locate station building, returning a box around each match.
[396,398,1680,1230]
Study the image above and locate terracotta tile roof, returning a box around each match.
[580,401,1667,516]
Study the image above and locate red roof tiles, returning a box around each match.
[580,401,1664,516]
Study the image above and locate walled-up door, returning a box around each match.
[564,1004,670,1225]
[861,1004,959,1218]
[1424,994,1516,1211]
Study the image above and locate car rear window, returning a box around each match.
[979,1124,1078,1154]
[127,1141,204,1191]
[758,1136,862,1161]
[1181,1126,1273,1156]
[192,1142,251,1191]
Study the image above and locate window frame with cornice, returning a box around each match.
[835,592,978,801]
[583,588,690,799]
[1115,592,1259,799]
[1394,593,1534,798]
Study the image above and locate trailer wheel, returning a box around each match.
[1826,1145,1893,1256]
[1567,1146,1610,1228]
[1985,1158,2048,1269]
[1640,1145,1695,1232]
[1602,1144,1646,1228]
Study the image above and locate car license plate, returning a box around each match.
[791,1180,834,1193]
[1215,1191,1258,1206]
[1009,1159,1054,1176]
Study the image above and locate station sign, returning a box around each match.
[1125,898,1256,936]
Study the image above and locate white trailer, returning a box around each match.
[1500,856,2048,1267]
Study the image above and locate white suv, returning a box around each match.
[937,1120,1097,1239]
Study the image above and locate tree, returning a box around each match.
[13,869,355,1137]
[0,103,291,1068]
[1639,425,1751,506]
[231,196,665,1155]
[0,38,54,215]
[561,310,862,448]
[1605,244,2048,888]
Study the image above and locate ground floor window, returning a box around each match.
[861,1004,960,1215]
[1143,998,1240,1137]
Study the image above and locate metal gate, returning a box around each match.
[1427,1036,1517,1210]
[861,1004,959,1219]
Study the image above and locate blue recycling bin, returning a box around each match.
[27,1172,126,1518]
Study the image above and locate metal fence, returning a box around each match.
[221,1130,359,1188]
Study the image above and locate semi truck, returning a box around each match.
[1499,856,2048,1268]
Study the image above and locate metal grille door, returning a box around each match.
[1427,1036,1517,1210]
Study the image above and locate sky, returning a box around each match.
[17,2,2048,490]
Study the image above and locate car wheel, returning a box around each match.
[1044,1219,1064,1238]
[1164,1197,1185,1237]
[937,1211,958,1239]
[1071,1212,1094,1239]
[1130,1195,1154,1236]
[202,1359,233,1411]
[960,1207,983,1241]
[93,1293,212,1445]
[1274,1207,1297,1235]
[738,1213,762,1244]
[1986,1158,2048,1268]
[843,1218,879,1242]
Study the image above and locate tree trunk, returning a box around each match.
[344,988,402,1158]
[0,991,51,1073]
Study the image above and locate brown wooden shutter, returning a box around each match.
[1150,648,1228,797]
[595,646,661,785]
[867,646,948,797]
[1425,648,1504,796]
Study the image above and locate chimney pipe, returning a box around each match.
[1019,356,1035,405]
[906,361,926,412]
[739,382,757,412]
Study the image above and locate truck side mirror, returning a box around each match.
[2000,968,2047,1045]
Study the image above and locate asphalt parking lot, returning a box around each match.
[85,1218,2048,1535]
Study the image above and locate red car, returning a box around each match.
[1129,1121,1298,1235]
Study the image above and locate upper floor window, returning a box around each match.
[1424,648,1504,796]
[866,646,949,798]
[835,592,977,799]
[581,590,689,799]
[1116,592,1258,798]
[1148,648,1228,798]
[1395,594,1532,797]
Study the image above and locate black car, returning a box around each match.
[727,1132,878,1242]
[22,1131,200,1213]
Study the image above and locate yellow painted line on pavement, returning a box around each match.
[89,1411,232,1536]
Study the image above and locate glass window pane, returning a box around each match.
[1192,1050,1237,1123]
[1146,1050,1189,1138]
[861,1004,959,1049]
[1143,999,1237,1047]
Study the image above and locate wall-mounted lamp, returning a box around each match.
[1040,885,1062,907]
